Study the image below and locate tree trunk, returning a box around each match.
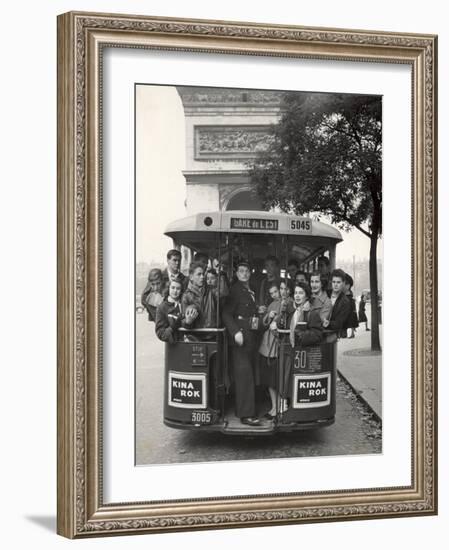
[369,233,381,351]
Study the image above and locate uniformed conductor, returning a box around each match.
[222,260,261,426]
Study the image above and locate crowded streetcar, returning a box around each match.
[141,210,359,435]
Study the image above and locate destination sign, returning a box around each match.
[230,217,279,231]
[229,216,312,232]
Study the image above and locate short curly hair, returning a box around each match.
[293,281,312,301]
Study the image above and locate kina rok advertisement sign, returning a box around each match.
[292,373,331,409]
[168,371,207,409]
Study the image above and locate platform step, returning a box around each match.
[222,413,274,434]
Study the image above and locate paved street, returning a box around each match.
[136,313,381,465]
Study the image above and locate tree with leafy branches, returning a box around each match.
[250,92,382,350]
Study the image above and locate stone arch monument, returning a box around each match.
[176,87,283,215]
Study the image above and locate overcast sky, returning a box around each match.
[136,85,382,265]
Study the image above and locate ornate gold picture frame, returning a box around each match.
[57,11,437,538]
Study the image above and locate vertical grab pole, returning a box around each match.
[329,243,336,271]
[216,232,221,417]
[216,231,228,423]
[216,233,220,330]
[277,235,290,423]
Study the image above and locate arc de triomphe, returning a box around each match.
[176,87,283,215]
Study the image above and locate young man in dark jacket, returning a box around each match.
[161,249,186,296]
[323,269,351,337]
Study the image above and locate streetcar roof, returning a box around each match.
[165,210,343,241]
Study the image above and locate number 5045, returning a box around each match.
[290,219,311,231]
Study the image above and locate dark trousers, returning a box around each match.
[232,345,256,418]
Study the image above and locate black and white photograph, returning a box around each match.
[135,84,383,465]
[2,0,443,544]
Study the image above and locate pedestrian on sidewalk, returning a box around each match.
[358,293,370,331]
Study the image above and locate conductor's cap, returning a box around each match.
[236,259,251,270]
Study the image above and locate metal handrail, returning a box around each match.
[277,328,302,334]
[178,327,226,333]
[276,328,337,335]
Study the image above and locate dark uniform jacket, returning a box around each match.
[344,291,359,329]
[222,281,259,348]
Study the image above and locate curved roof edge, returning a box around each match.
[165,211,343,241]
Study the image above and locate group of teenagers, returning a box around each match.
[141,249,366,427]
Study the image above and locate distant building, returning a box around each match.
[176,87,283,214]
